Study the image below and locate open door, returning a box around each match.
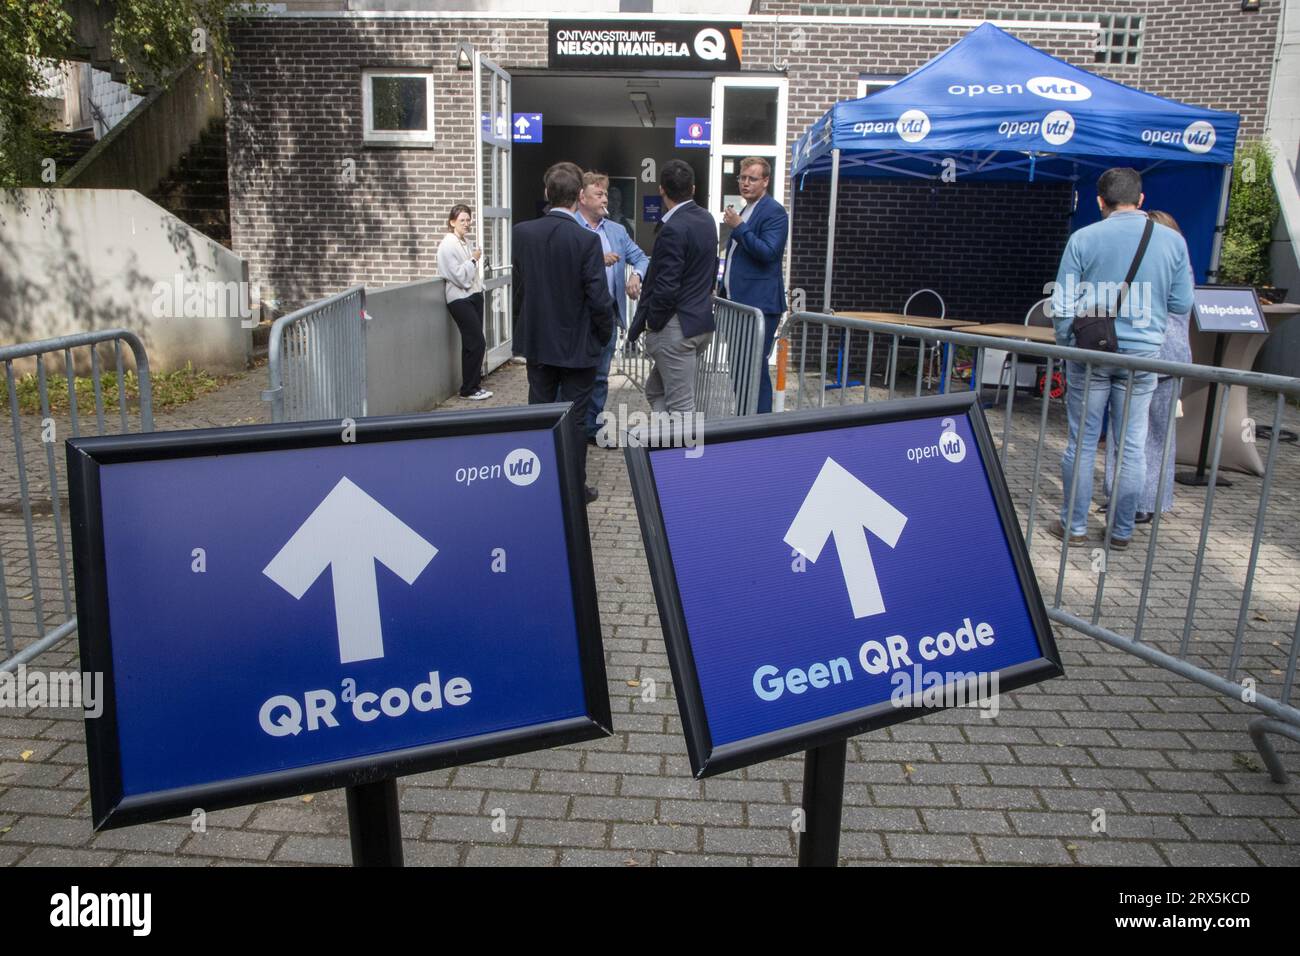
[707,75,788,224]
[473,48,513,372]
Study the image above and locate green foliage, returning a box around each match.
[0,361,224,414]
[1219,140,1280,288]
[0,0,75,186]
[0,1,252,186]
[109,0,242,89]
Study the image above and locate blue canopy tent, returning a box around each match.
[791,22,1241,313]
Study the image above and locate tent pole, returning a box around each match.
[785,163,796,313]
[1206,162,1233,284]
[823,148,841,313]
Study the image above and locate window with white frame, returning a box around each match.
[857,74,904,98]
[362,70,435,145]
[986,9,1145,66]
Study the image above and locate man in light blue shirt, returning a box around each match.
[1049,167,1195,548]
[576,171,649,443]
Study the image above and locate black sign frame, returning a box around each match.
[625,392,1063,778]
[548,20,743,72]
[68,404,611,831]
[1191,284,1269,334]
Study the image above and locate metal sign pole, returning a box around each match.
[797,739,847,867]
[346,780,404,867]
[1176,333,1233,488]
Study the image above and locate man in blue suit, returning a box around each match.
[575,171,650,444]
[721,157,789,414]
[628,160,718,418]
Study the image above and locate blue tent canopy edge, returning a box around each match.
[792,23,1242,286]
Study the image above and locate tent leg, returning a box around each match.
[785,167,796,311]
[822,147,841,313]
[1206,163,1233,284]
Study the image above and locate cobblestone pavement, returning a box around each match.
[1,358,1297,866]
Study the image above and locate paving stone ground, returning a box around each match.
[1,355,1297,866]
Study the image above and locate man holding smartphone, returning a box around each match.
[720,157,789,414]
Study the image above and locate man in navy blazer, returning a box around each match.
[513,162,614,503]
[721,157,789,413]
[628,160,718,418]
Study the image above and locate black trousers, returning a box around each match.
[527,362,596,488]
[447,293,486,396]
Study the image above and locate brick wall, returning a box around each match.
[790,176,1074,321]
[227,17,548,308]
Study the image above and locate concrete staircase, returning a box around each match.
[149,118,231,247]
[47,129,97,174]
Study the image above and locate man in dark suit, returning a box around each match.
[628,160,718,419]
[721,157,789,414]
[513,162,614,503]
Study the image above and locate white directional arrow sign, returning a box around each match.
[784,457,907,619]
[514,116,530,134]
[263,477,437,664]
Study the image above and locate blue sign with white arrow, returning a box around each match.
[513,113,543,143]
[67,407,609,829]
[626,394,1060,776]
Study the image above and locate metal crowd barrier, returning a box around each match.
[614,327,651,393]
[697,298,765,419]
[1,330,153,671]
[263,286,367,423]
[786,311,1300,780]
[613,296,766,419]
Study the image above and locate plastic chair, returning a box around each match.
[902,289,946,389]
[993,297,1051,406]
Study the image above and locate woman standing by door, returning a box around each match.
[438,204,492,400]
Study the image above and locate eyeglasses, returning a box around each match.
[738,175,767,184]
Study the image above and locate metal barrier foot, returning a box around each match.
[1247,716,1297,784]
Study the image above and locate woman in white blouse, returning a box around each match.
[437,204,492,400]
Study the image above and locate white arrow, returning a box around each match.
[784,457,907,619]
[263,477,437,664]
[514,116,530,134]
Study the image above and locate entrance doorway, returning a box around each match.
[510,73,713,254]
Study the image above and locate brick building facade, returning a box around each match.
[227,3,1281,314]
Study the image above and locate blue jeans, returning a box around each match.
[586,325,619,438]
[1060,356,1158,540]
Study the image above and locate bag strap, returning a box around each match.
[1116,218,1155,318]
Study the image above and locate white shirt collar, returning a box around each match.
[661,198,694,223]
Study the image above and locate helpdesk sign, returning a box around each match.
[1192,286,1268,334]
[67,406,609,829]
[627,394,1061,776]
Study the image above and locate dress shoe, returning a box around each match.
[1048,521,1088,545]
[1134,511,1153,525]
[584,485,599,504]
[1100,529,1131,549]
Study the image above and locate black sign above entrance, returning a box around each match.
[548,21,743,71]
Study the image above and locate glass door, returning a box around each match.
[473,49,513,372]
[708,75,788,229]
